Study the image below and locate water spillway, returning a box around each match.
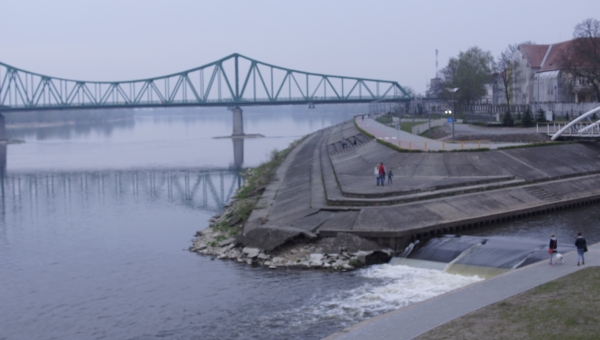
[392,235,574,278]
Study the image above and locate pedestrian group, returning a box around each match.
[375,162,393,186]
[547,232,587,266]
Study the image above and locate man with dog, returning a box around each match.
[548,233,558,265]
[575,232,587,266]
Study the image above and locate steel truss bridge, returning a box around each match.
[0,53,411,111]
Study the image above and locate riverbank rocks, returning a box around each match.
[190,200,396,271]
[242,247,260,258]
[315,232,381,254]
[241,225,317,251]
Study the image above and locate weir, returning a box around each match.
[392,235,573,278]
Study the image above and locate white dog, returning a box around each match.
[554,253,564,265]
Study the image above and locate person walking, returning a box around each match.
[374,164,380,186]
[387,168,393,184]
[378,162,386,187]
[575,232,587,266]
[548,233,558,265]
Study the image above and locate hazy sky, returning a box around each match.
[1,0,598,94]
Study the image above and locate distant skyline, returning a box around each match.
[1,0,598,94]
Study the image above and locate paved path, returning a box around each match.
[356,117,523,150]
[324,244,599,340]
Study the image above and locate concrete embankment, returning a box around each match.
[236,117,600,257]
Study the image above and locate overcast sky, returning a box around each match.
[1,0,598,94]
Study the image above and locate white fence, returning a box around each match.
[463,103,600,121]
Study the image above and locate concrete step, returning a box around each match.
[341,175,517,199]
[326,179,527,206]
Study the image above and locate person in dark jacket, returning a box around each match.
[575,232,587,266]
[549,233,558,265]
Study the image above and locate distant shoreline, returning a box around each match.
[6,117,134,129]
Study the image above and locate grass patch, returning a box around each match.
[236,135,307,200]
[400,122,413,133]
[419,126,440,138]
[209,134,309,238]
[498,141,575,150]
[375,114,413,132]
[375,115,393,125]
[416,267,600,340]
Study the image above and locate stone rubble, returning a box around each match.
[190,204,394,271]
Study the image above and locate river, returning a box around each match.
[1,106,598,340]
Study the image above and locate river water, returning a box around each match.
[1,107,598,340]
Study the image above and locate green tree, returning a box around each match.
[537,109,547,122]
[522,106,534,127]
[441,47,494,105]
[503,111,514,126]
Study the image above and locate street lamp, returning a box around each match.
[446,87,459,140]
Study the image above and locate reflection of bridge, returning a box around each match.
[0,167,243,216]
[0,54,410,111]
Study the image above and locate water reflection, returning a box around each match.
[2,168,242,217]
[0,144,5,225]
[232,138,244,170]
[6,119,135,141]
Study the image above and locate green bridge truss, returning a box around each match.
[0,53,411,111]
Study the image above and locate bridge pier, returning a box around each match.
[0,113,6,141]
[232,107,244,137]
[0,144,5,174]
[232,138,244,170]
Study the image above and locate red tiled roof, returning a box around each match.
[539,40,574,72]
[518,44,549,68]
[520,38,600,73]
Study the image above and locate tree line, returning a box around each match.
[428,18,600,126]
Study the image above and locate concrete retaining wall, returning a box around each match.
[411,118,448,135]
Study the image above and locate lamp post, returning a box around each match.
[446,88,459,140]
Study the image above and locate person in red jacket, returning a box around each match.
[378,162,386,187]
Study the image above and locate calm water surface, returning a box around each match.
[2,107,599,340]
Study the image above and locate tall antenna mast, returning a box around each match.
[435,49,439,78]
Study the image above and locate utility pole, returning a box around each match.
[446,88,459,140]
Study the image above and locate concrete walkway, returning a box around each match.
[356,117,523,150]
[324,244,599,340]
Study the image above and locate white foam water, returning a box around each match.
[260,264,483,335]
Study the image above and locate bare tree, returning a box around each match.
[403,86,416,98]
[496,44,518,112]
[559,18,600,100]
